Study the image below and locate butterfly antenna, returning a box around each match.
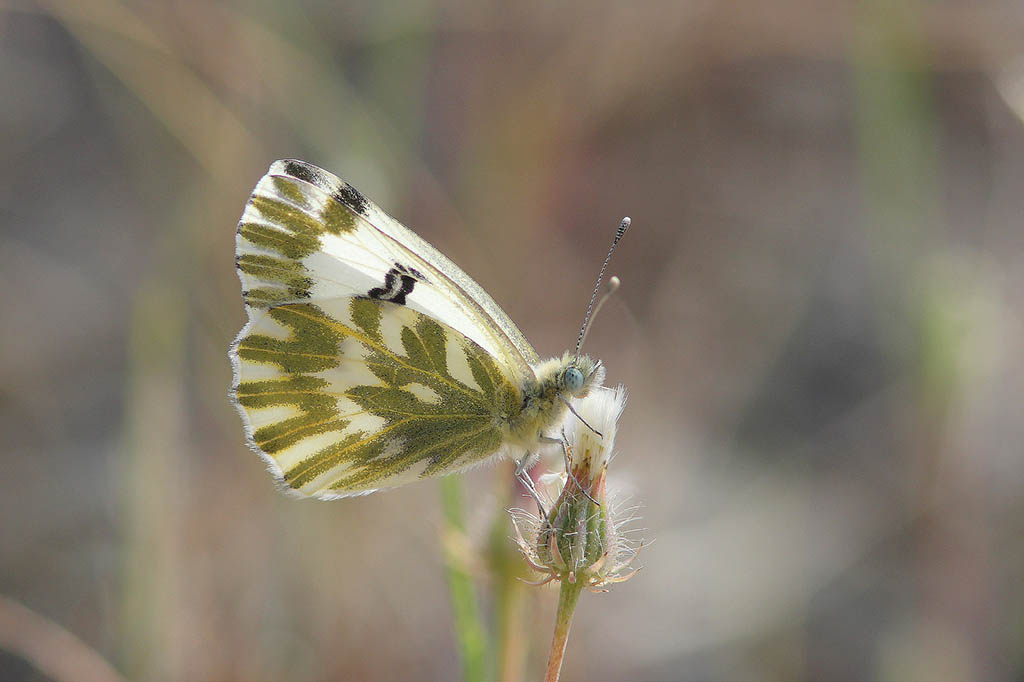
[575,216,630,356]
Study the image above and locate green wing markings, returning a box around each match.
[235,304,343,374]
[238,222,319,260]
[250,179,358,240]
[281,432,366,488]
[235,297,522,494]
[332,305,519,489]
[238,376,351,454]
[298,300,520,492]
[235,304,349,455]
[250,195,325,240]
[326,419,502,490]
[272,176,308,206]
[404,314,450,377]
[237,254,313,303]
[237,177,360,308]
[466,343,498,404]
[350,296,383,341]
[322,195,358,234]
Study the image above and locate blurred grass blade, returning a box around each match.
[440,477,492,682]
[0,595,126,682]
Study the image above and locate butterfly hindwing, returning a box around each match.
[233,297,522,497]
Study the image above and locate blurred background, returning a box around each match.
[2,1,1024,680]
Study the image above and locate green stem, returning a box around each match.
[494,578,526,682]
[544,580,585,682]
[439,476,490,682]
[490,465,529,682]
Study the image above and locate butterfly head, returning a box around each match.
[558,353,605,399]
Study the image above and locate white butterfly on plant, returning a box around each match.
[229,159,627,498]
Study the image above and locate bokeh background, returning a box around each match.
[3,1,1024,680]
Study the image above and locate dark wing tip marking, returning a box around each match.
[278,159,369,217]
[282,160,321,187]
[332,185,369,217]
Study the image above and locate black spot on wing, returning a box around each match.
[282,160,321,188]
[280,161,351,203]
[368,269,399,301]
[368,263,421,306]
[390,273,416,305]
[332,184,369,217]
[278,160,369,217]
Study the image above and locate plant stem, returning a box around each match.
[439,477,490,682]
[495,578,527,682]
[491,466,529,682]
[544,580,584,682]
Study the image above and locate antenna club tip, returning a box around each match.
[614,217,631,241]
[607,275,621,292]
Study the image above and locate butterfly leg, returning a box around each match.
[514,449,541,477]
[514,455,546,516]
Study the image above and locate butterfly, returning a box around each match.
[230,159,626,498]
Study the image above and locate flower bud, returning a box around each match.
[511,385,640,590]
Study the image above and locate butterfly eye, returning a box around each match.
[564,367,585,394]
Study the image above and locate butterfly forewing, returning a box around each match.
[246,159,540,374]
